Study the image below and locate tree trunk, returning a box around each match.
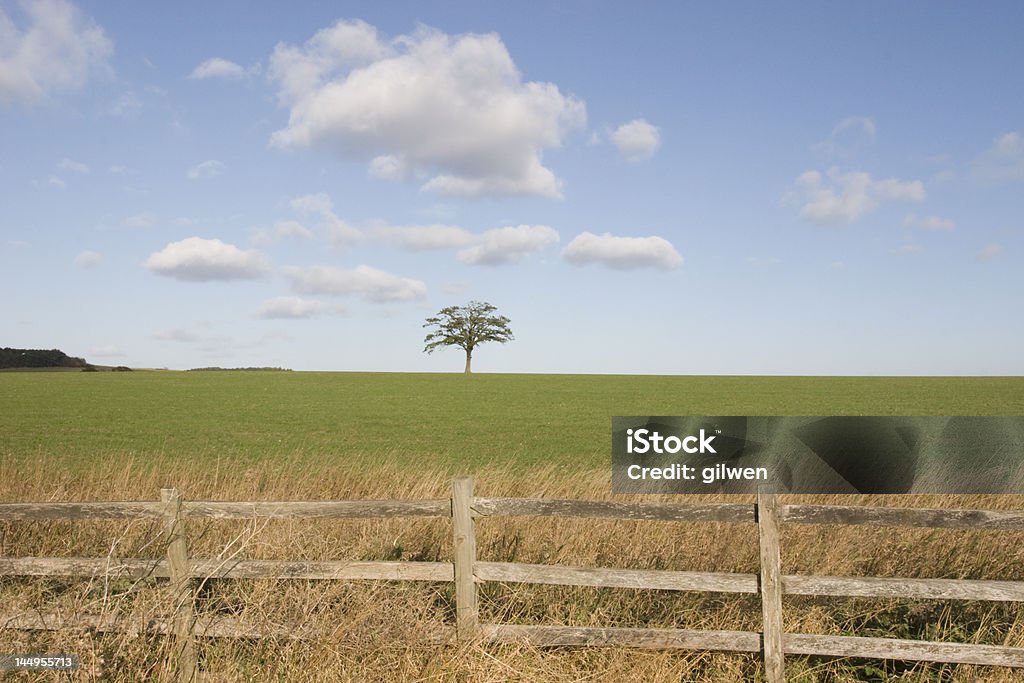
[464,349,472,374]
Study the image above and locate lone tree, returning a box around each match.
[423,301,513,374]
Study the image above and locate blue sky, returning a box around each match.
[2,0,1022,374]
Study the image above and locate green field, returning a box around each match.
[3,371,1022,471]
[4,371,1024,682]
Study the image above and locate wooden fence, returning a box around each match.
[2,477,1024,682]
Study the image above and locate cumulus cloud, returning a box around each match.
[368,154,408,181]
[971,132,1024,183]
[186,159,226,180]
[0,0,113,105]
[371,223,476,251]
[903,213,955,231]
[252,220,314,247]
[145,237,271,282]
[833,116,876,141]
[268,20,586,198]
[289,192,362,246]
[73,249,101,269]
[258,296,345,319]
[611,119,661,161]
[562,232,682,270]
[188,57,246,80]
[787,167,925,225]
[106,91,141,117]
[57,157,88,173]
[284,264,426,302]
[123,211,156,229]
[456,224,560,265]
[814,116,876,156]
[976,243,1006,261]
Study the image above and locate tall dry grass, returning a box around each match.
[2,453,1023,682]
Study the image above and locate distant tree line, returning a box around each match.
[0,347,89,369]
[187,367,292,372]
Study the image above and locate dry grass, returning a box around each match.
[2,454,1023,682]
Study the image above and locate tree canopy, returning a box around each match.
[423,301,513,373]
[0,347,88,369]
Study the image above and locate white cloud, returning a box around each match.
[186,159,226,180]
[813,116,876,156]
[289,192,333,216]
[284,264,426,302]
[456,225,560,265]
[903,213,955,231]
[562,231,682,270]
[289,192,362,246]
[0,0,113,105]
[611,119,661,161]
[368,154,408,181]
[145,237,271,282]
[971,132,1024,183]
[45,174,65,188]
[271,219,313,240]
[73,249,101,269]
[252,220,314,247]
[976,243,1006,261]
[188,57,245,80]
[106,91,141,117]
[108,164,135,175]
[123,211,156,229]
[832,116,876,141]
[787,168,925,225]
[371,223,475,250]
[257,296,345,319]
[268,20,586,199]
[57,157,88,173]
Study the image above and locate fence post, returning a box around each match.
[452,476,479,641]
[161,488,197,683]
[757,487,786,683]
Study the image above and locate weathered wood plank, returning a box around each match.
[0,557,453,582]
[758,489,786,683]
[1,611,170,635]
[182,499,451,519]
[783,575,1024,602]
[473,497,754,523]
[782,505,1024,530]
[784,633,1024,668]
[0,502,165,520]
[1,611,457,643]
[190,559,453,582]
[452,476,478,641]
[475,562,757,593]
[162,488,197,683]
[0,556,169,577]
[482,624,761,652]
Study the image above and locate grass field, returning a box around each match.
[2,372,1023,682]
[3,371,1023,470]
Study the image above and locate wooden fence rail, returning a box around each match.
[2,478,1024,682]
